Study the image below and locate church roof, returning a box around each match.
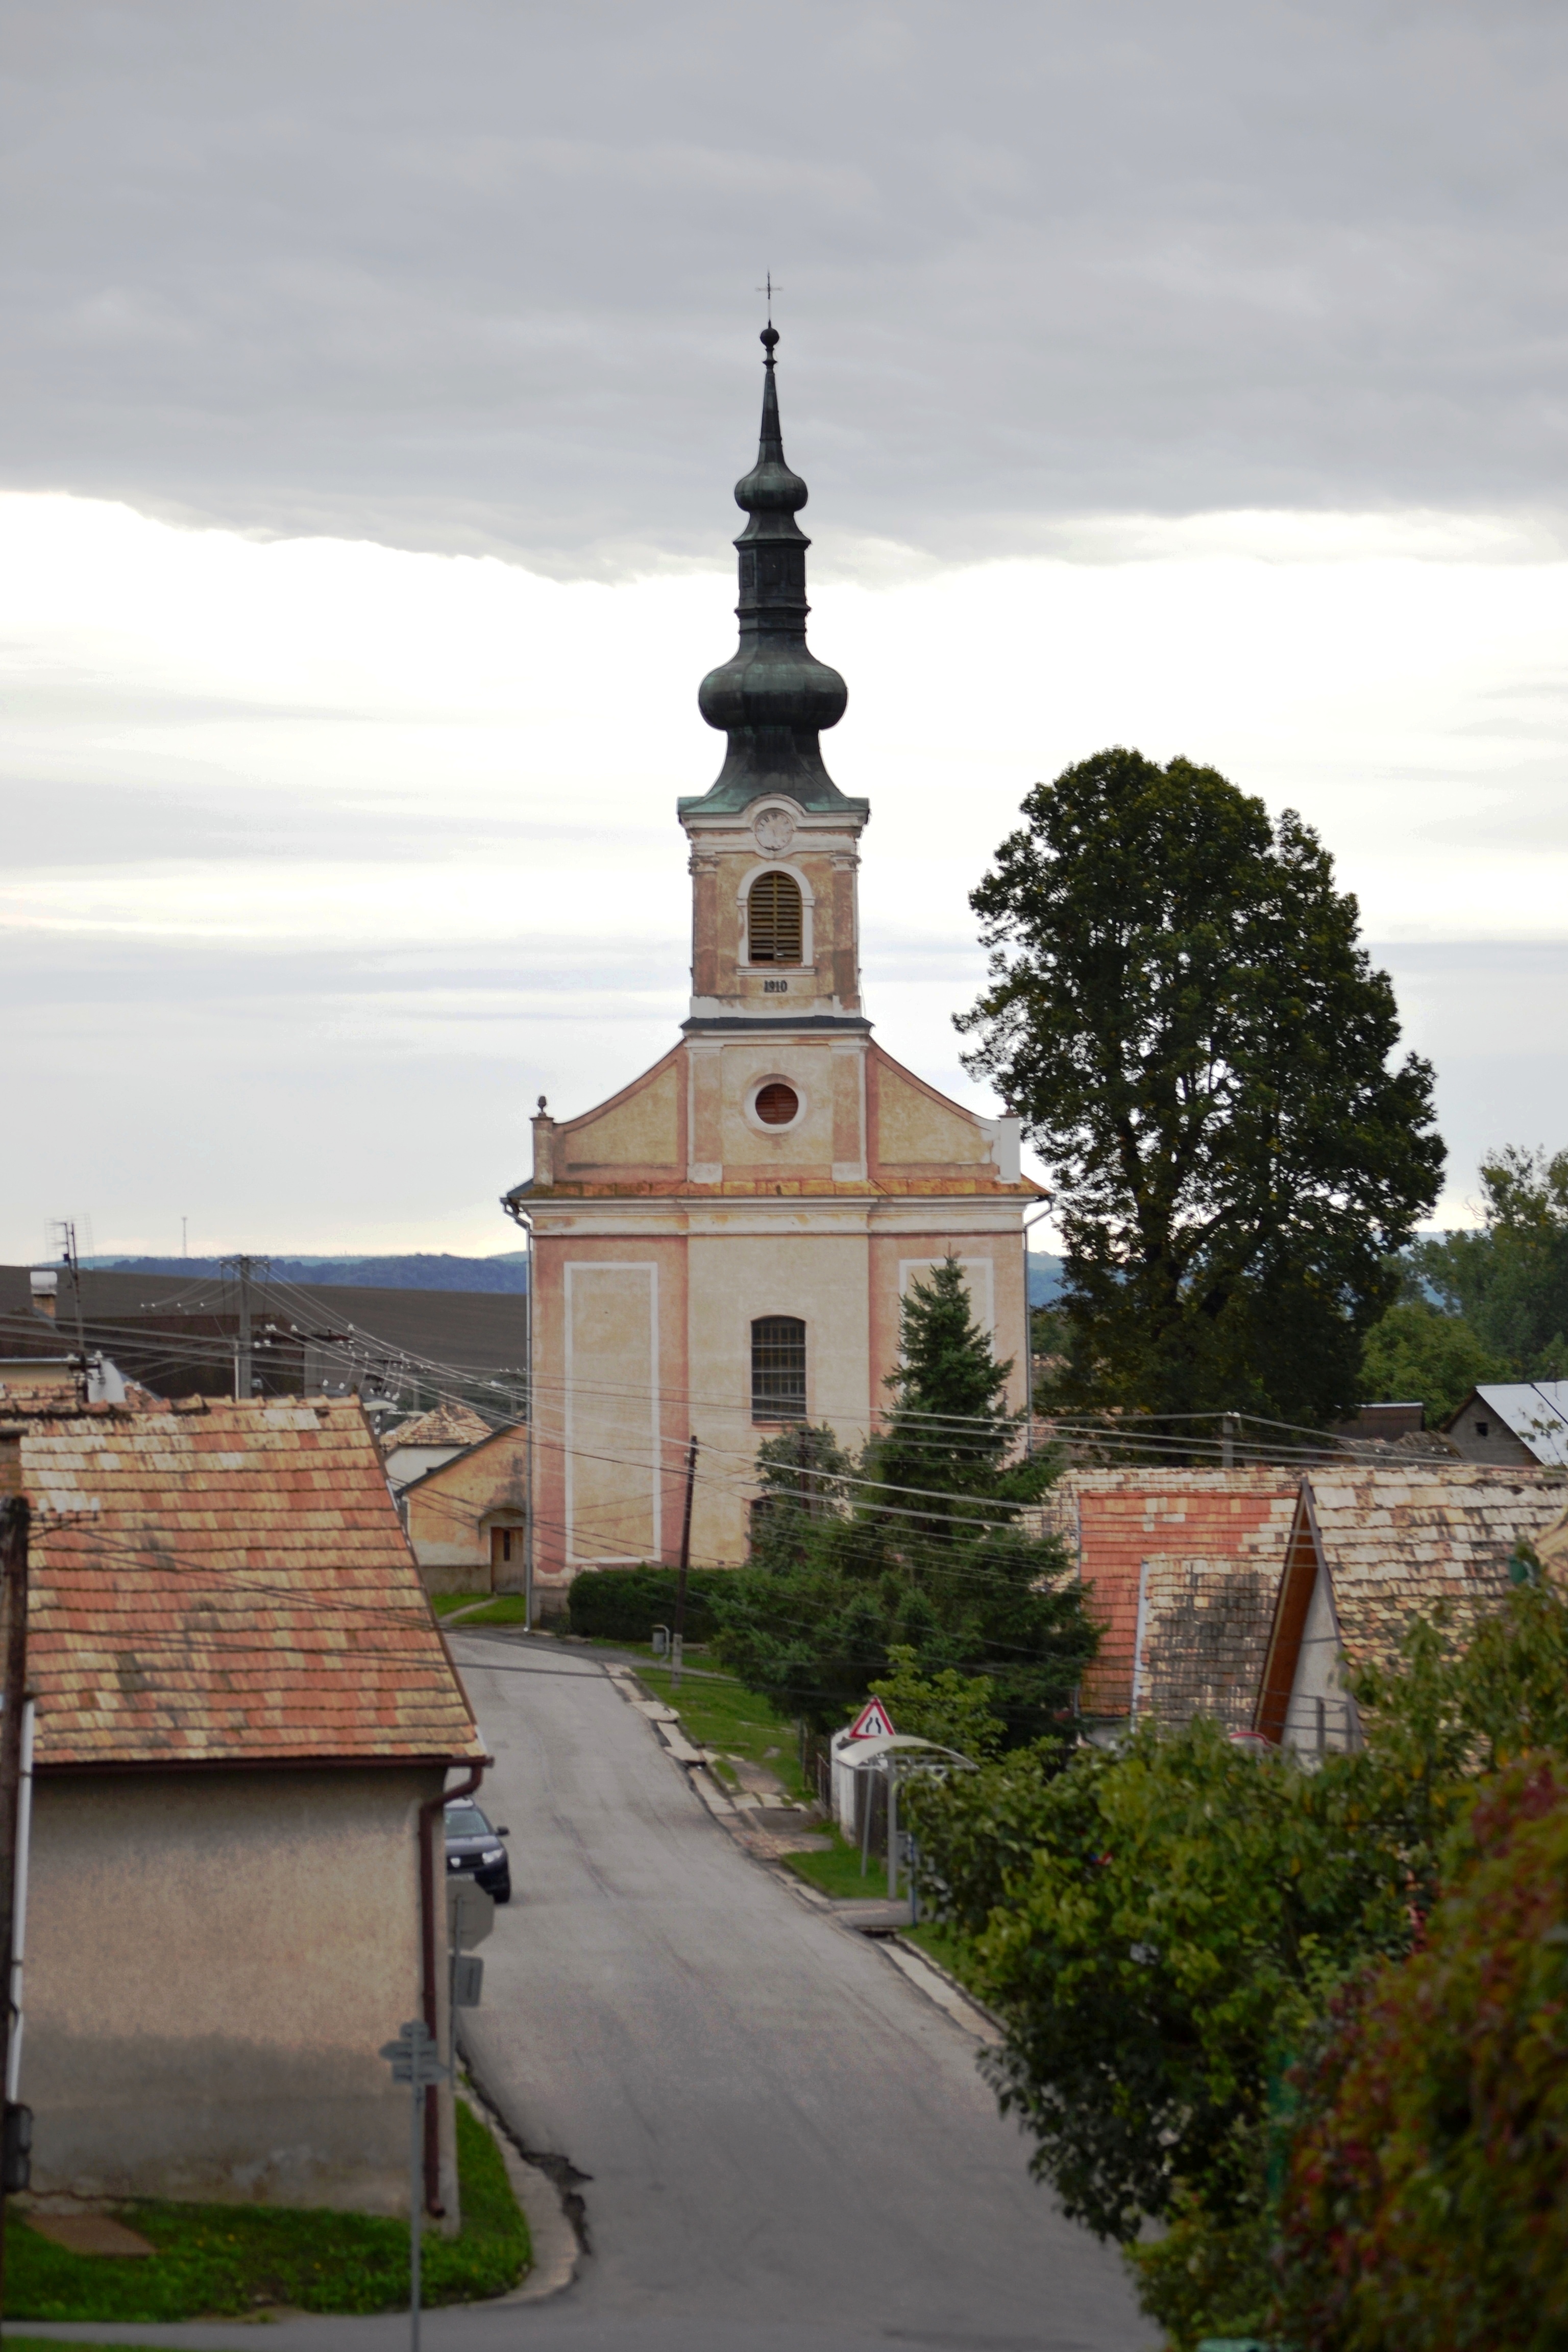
[681,323,866,820]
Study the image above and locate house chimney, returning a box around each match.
[29,1271,58,1322]
[532,1097,557,1189]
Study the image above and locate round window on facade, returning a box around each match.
[754,1081,800,1126]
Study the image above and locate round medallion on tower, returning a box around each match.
[752,804,797,855]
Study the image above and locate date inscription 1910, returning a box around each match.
[763,978,789,994]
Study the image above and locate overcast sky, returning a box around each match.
[5,0,1568,1260]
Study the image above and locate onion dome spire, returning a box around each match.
[682,324,863,817]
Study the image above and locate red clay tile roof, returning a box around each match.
[21,1398,484,1772]
[1036,1468,1301,1719]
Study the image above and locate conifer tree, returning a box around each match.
[712,1262,1096,1744]
[873,1257,1052,1533]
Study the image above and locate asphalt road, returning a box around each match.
[454,1635,1149,2352]
[27,1637,1152,2352]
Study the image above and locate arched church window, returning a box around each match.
[751,1316,806,1422]
[747,870,803,964]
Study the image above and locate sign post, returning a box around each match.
[445,1880,493,2079]
[845,1697,895,1743]
[380,2019,450,2352]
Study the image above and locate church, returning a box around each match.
[504,325,1037,1602]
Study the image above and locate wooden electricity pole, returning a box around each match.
[671,1437,698,1690]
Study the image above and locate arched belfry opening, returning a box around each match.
[746,871,803,965]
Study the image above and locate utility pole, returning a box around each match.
[0,1431,34,2314]
[671,1436,698,1690]
[221,1256,271,1400]
[46,1220,86,1368]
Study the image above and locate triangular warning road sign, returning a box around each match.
[846,1697,895,1741]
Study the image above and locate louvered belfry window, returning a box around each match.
[751,1316,806,1420]
[747,871,803,964]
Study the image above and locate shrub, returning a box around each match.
[567,1565,738,1644]
[1278,1757,1568,2352]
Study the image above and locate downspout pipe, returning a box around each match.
[418,1762,483,2216]
[1020,1200,1054,1455]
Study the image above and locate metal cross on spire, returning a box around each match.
[755,271,780,320]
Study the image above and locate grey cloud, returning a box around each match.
[4,2,1568,575]
[0,771,668,868]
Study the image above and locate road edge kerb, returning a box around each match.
[455,2074,583,2301]
[601,1663,1008,2048]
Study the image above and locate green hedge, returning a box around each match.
[567,1566,738,1643]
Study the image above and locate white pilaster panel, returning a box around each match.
[565,1262,662,1564]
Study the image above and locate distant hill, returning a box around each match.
[83,1253,531,1294]
[1028,1253,1064,1307]
[83,1247,1060,1307]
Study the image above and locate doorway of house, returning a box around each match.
[488,1520,526,1593]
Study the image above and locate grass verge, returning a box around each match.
[635,1664,810,1801]
[780,1821,893,1897]
[7,2099,529,2322]
[430,1592,533,1625]
[902,1920,988,1997]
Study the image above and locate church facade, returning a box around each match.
[505,327,1037,1602]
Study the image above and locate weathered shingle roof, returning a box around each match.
[1036,1468,1300,1719]
[21,1399,484,1772]
[1307,1464,1564,1662]
[383,1402,494,1451]
[1255,1465,1567,1741]
[1133,1553,1279,1734]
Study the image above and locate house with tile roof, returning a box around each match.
[3,1396,485,2220]
[396,1424,530,1596]
[382,1400,498,1491]
[1035,1468,1301,1733]
[1253,1465,1566,1755]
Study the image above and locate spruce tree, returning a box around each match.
[712,1260,1097,1745]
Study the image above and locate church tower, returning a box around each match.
[506,327,1035,1601]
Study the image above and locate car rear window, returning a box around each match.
[444,1805,492,1839]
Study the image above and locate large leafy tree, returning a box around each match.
[1357,1297,1511,1426]
[712,1260,1097,1745]
[958,749,1444,1426]
[1416,1143,1568,1380]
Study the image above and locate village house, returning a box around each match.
[5,1396,485,2219]
[1035,1467,1301,1736]
[1253,1464,1566,1753]
[387,1411,530,1596]
[503,327,1034,1604]
[1440,1380,1568,1467]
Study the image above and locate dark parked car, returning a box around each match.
[444,1799,511,1903]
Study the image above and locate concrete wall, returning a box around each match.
[24,1764,458,2217]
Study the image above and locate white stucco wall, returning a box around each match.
[1282,1561,1359,1755]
